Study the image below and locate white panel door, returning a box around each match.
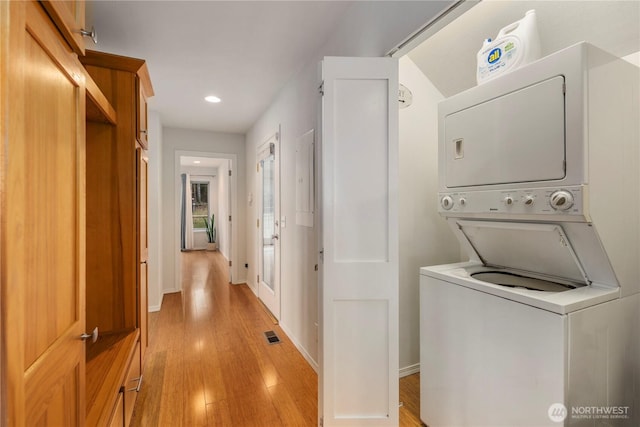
[258,133,281,320]
[319,56,399,426]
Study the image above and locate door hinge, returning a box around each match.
[257,218,260,228]
[257,162,260,172]
[318,82,324,96]
[229,260,232,267]
[319,248,324,264]
[229,169,232,176]
[257,275,260,283]
[319,417,323,427]
[229,215,232,222]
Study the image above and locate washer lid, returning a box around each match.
[455,220,590,285]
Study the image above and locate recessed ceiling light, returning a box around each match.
[194,160,201,164]
[205,95,221,103]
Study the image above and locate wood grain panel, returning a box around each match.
[40,0,85,55]
[85,67,137,334]
[137,149,149,362]
[23,26,78,367]
[4,2,86,424]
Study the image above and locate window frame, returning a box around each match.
[191,180,210,230]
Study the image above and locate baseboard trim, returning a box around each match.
[279,322,319,374]
[400,363,420,378]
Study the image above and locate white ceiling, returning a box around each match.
[409,0,640,98]
[87,1,353,134]
[180,156,227,169]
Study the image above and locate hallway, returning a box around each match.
[131,251,421,426]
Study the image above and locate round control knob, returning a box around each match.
[441,196,453,210]
[549,190,574,211]
[524,195,535,206]
[504,196,514,206]
[459,198,466,206]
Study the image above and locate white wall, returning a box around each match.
[398,56,461,374]
[162,127,246,293]
[245,1,456,370]
[147,111,163,311]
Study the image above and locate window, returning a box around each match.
[191,182,209,229]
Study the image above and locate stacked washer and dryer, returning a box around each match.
[420,42,640,426]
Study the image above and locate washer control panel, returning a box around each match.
[439,186,585,217]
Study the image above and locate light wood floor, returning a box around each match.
[131,251,421,426]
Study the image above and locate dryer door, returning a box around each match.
[443,76,565,188]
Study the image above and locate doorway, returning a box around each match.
[257,133,281,320]
[174,151,238,289]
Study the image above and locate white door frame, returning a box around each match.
[257,131,281,320]
[174,151,239,289]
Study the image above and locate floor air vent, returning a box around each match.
[264,330,281,345]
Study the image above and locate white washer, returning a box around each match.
[420,43,640,426]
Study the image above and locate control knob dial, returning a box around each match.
[441,196,453,210]
[549,190,574,211]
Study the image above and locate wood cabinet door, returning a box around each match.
[123,342,141,427]
[136,81,149,149]
[40,0,86,55]
[137,148,149,361]
[3,2,86,425]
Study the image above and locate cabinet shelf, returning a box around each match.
[86,70,117,125]
[86,329,140,427]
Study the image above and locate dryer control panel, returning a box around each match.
[438,185,586,220]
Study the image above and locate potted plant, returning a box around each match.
[203,213,217,251]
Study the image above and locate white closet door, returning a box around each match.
[319,56,399,426]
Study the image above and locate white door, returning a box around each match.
[319,57,399,426]
[257,133,281,319]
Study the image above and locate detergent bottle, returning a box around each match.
[476,10,541,84]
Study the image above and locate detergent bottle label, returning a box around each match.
[478,39,519,80]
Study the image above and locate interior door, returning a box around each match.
[319,56,399,426]
[3,2,86,425]
[257,133,281,319]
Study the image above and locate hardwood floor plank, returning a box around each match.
[131,251,422,426]
[267,382,314,426]
[206,400,233,427]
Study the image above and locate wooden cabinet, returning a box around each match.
[40,0,87,55]
[1,1,87,425]
[108,393,125,427]
[123,342,142,426]
[137,80,151,148]
[1,2,152,425]
[137,149,150,361]
[81,50,153,426]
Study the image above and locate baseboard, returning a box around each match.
[147,292,165,313]
[400,363,420,378]
[279,322,319,374]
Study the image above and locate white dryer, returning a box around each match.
[420,42,640,426]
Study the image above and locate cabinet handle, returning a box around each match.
[79,27,98,44]
[127,375,143,392]
[80,327,99,343]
